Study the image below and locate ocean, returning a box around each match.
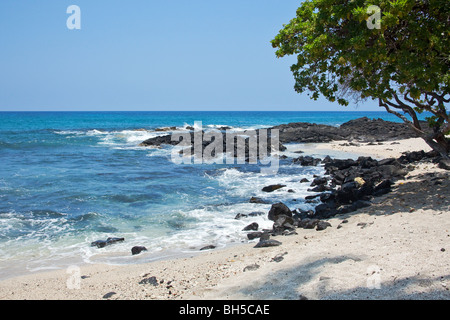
[0,111,411,279]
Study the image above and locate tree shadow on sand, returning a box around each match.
[330,170,450,220]
[232,170,450,300]
[235,255,450,300]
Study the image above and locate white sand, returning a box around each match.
[308,137,433,159]
[0,138,448,300]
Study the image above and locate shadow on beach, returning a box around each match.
[232,168,450,300]
[325,169,450,221]
[362,170,450,216]
[235,254,450,300]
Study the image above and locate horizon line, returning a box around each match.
[0,109,387,113]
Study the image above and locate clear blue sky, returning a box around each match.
[0,0,380,111]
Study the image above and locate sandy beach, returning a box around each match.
[304,137,433,159]
[0,137,448,300]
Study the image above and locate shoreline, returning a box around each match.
[1,137,448,300]
[308,137,433,159]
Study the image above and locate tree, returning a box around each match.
[271,0,450,158]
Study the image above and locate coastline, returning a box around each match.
[0,137,448,300]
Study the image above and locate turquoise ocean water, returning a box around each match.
[0,111,414,279]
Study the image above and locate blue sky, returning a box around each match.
[0,0,380,111]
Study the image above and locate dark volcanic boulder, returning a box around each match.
[91,237,125,248]
[293,156,322,166]
[200,245,216,251]
[249,197,270,204]
[298,218,320,229]
[358,156,379,169]
[325,159,357,171]
[262,184,286,192]
[139,134,174,147]
[235,212,264,219]
[310,177,328,186]
[314,202,338,219]
[316,221,332,231]
[272,214,296,236]
[131,246,147,255]
[242,222,259,231]
[247,231,265,240]
[254,239,282,248]
[268,202,292,221]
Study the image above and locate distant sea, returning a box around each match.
[0,111,420,279]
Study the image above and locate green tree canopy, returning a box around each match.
[272,0,449,158]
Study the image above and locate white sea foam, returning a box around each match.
[86,129,107,135]
[55,128,170,149]
[54,130,85,135]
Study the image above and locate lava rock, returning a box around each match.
[131,246,147,255]
[268,202,293,221]
[271,252,288,262]
[311,177,328,186]
[200,245,216,251]
[234,213,248,219]
[254,239,282,248]
[314,202,338,219]
[272,214,296,236]
[249,197,270,204]
[316,221,332,231]
[320,192,335,203]
[298,218,320,229]
[91,237,125,248]
[262,184,286,192]
[139,276,158,286]
[243,222,259,231]
[243,264,260,272]
[293,156,322,166]
[102,292,117,299]
[247,232,264,240]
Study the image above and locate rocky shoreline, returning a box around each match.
[275,116,431,143]
[233,148,446,252]
[140,116,432,147]
[93,117,448,256]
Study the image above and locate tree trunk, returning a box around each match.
[381,101,450,159]
[416,129,450,160]
[423,136,450,159]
